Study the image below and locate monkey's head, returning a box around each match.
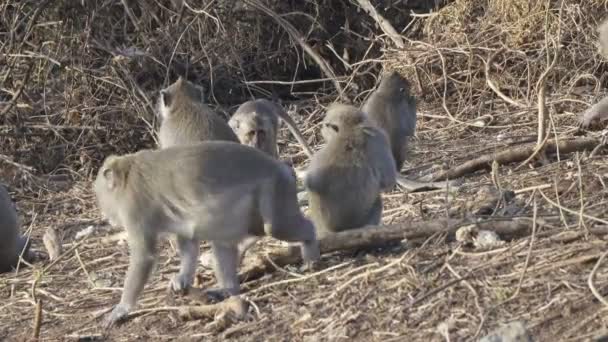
[321,103,367,142]
[93,155,132,227]
[377,71,410,97]
[228,114,271,150]
[157,76,205,120]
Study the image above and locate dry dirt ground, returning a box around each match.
[2,100,608,342]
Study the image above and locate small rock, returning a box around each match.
[479,321,533,342]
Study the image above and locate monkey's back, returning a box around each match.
[306,136,382,234]
[362,92,416,168]
[159,102,239,147]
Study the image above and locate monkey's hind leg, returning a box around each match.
[207,241,240,301]
[366,197,383,226]
[104,231,157,328]
[170,236,200,294]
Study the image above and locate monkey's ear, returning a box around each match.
[228,118,239,130]
[102,168,118,190]
[160,90,172,107]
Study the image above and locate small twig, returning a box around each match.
[32,299,42,340]
[0,61,33,117]
[588,250,608,309]
[484,49,528,109]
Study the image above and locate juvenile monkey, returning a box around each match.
[93,142,319,327]
[304,103,397,237]
[228,99,314,158]
[157,76,239,147]
[0,184,31,273]
[361,71,416,171]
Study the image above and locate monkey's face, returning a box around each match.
[229,116,270,150]
[93,159,127,228]
[321,120,340,142]
[322,104,366,142]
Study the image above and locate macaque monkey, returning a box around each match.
[362,71,458,191]
[361,71,416,171]
[228,99,314,158]
[0,184,31,273]
[304,103,397,238]
[157,76,239,147]
[93,142,319,327]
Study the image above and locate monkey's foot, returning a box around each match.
[204,288,233,302]
[103,304,130,328]
[169,274,193,295]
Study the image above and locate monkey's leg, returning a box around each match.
[366,197,383,226]
[199,235,258,269]
[170,237,200,294]
[207,241,240,300]
[104,232,157,328]
[259,188,320,265]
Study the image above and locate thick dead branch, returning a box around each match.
[239,217,536,282]
[354,0,404,48]
[178,297,249,321]
[429,137,599,182]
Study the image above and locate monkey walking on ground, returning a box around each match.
[304,103,397,238]
[229,99,314,159]
[93,142,320,327]
[0,184,32,273]
[362,71,460,191]
[578,19,608,128]
[157,76,239,148]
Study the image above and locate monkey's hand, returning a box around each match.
[103,304,130,328]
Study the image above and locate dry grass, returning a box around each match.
[2,0,608,341]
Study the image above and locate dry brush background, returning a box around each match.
[2,0,608,341]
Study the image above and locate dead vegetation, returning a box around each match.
[2,0,608,341]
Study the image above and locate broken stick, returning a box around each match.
[428,137,599,182]
[239,217,538,283]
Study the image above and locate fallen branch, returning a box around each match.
[178,297,249,321]
[354,0,404,48]
[428,137,600,182]
[239,217,538,283]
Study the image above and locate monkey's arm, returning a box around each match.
[104,229,157,327]
[373,136,398,190]
[580,96,608,128]
[303,166,332,193]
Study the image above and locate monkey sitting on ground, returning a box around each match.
[362,71,459,191]
[0,184,31,273]
[93,141,320,327]
[304,103,397,238]
[362,71,416,171]
[228,99,314,159]
[157,76,239,148]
